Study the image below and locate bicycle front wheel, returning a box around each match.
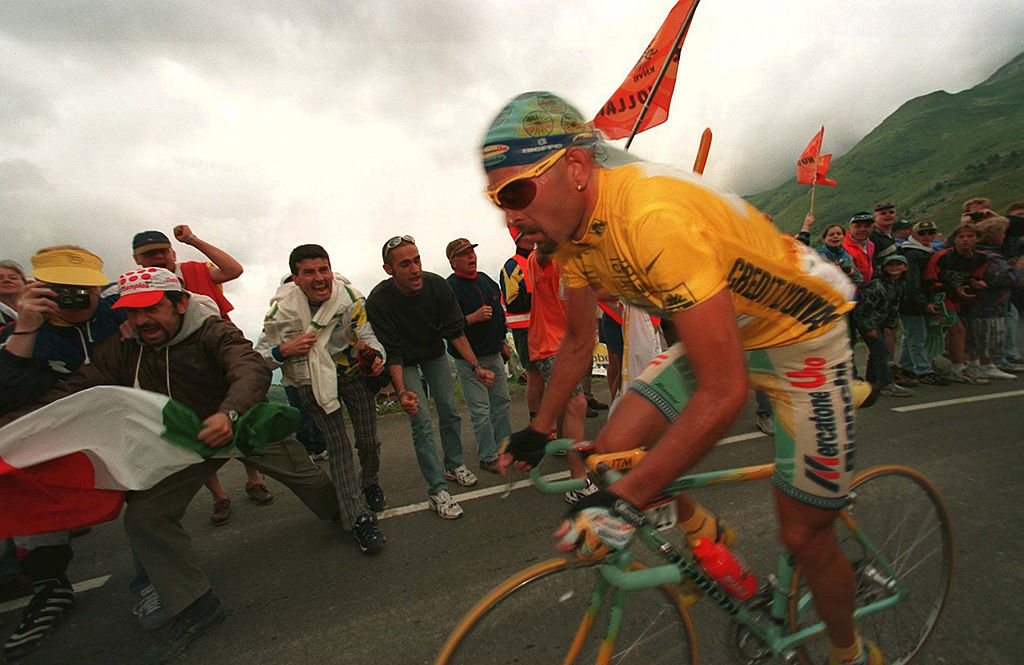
[436,558,698,665]
[788,465,954,665]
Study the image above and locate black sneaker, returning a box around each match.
[917,372,950,386]
[587,397,609,411]
[3,576,76,660]
[140,591,225,665]
[363,483,386,512]
[353,514,385,555]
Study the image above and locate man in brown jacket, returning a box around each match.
[13,268,340,665]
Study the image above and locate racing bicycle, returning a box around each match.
[435,439,953,665]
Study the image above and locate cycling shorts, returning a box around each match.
[630,320,855,510]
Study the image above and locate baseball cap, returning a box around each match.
[912,221,938,234]
[481,91,598,172]
[892,219,912,232]
[849,212,874,224]
[947,223,979,241]
[112,268,184,309]
[31,248,109,286]
[132,231,172,254]
[881,254,908,267]
[874,202,895,212]
[446,238,478,260]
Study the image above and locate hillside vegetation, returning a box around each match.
[747,51,1024,236]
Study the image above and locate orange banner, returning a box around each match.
[796,127,836,186]
[592,0,699,140]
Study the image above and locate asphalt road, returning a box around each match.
[2,375,1022,665]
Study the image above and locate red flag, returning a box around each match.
[815,153,837,186]
[592,0,699,140]
[796,127,836,186]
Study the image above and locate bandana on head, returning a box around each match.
[481,91,598,172]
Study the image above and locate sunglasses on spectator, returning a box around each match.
[382,235,415,262]
[485,148,568,210]
[919,230,938,235]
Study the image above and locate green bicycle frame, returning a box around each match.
[529,440,909,659]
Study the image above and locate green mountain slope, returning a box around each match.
[747,51,1024,236]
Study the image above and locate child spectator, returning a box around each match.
[896,222,949,385]
[852,254,913,397]
[968,216,1023,377]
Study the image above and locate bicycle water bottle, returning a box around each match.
[691,538,757,600]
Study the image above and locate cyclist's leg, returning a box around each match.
[754,321,862,657]
[594,346,723,540]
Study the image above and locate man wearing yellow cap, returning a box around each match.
[0,245,123,660]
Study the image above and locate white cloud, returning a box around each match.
[1,0,1021,340]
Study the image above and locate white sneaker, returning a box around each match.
[880,383,914,397]
[980,364,1017,380]
[755,414,774,436]
[564,479,599,504]
[961,367,991,384]
[428,489,464,519]
[443,464,478,487]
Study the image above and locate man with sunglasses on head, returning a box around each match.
[482,91,881,665]
[365,236,495,520]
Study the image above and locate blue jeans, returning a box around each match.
[898,314,932,376]
[403,355,463,495]
[454,353,511,464]
[1004,304,1021,359]
[754,390,772,418]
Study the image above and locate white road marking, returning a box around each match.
[378,430,767,520]
[0,575,111,614]
[889,389,1024,413]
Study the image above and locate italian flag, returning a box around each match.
[0,386,299,538]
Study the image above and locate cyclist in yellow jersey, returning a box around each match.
[482,92,881,665]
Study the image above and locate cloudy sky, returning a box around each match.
[2,0,1021,340]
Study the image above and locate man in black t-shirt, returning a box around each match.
[365,236,494,520]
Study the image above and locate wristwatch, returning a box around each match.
[470,362,481,371]
[223,409,239,423]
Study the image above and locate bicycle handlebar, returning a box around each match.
[527,439,588,493]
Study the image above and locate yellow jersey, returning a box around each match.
[557,163,854,349]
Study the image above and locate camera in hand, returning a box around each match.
[48,284,91,309]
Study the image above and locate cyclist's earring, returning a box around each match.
[576,184,583,191]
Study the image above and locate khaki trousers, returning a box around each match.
[124,436,337,616]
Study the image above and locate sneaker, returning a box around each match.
[564,478,599,504]
[755,413,774,436]
[443,464,478,487]
[363,483,386,512]
[587,397,609,411]
[133,584,169,631]
[428,490,464,519]
[962,367,992,384]
[892,366,919,387]
[245,482,274,505]
[980,364,1018,380]
[880,382,914,397]
[209,498,231,527]
[917,372,950,386]
[478,458,503,474]
[352,514,385,555]
[140,591,225,665]
[2,577,76,660]
[994,360,1024,373]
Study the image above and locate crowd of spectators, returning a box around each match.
[1,194,1020,663]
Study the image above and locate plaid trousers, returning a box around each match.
[336,371,382,489]
[295,384,368,529]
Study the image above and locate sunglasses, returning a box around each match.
[485,148,568,210]
[382,235,415,261]
[919,230,938,236]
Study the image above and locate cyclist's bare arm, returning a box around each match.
[530,285,598,435]
[608,289,749,507]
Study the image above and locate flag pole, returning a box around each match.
[809,180,818,217]
[624,0,701,150]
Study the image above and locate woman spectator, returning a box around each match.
[795,214,863,287]
[0,260,26,325]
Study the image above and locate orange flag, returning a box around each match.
[796,127,837,186]
[592,0,700,140]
